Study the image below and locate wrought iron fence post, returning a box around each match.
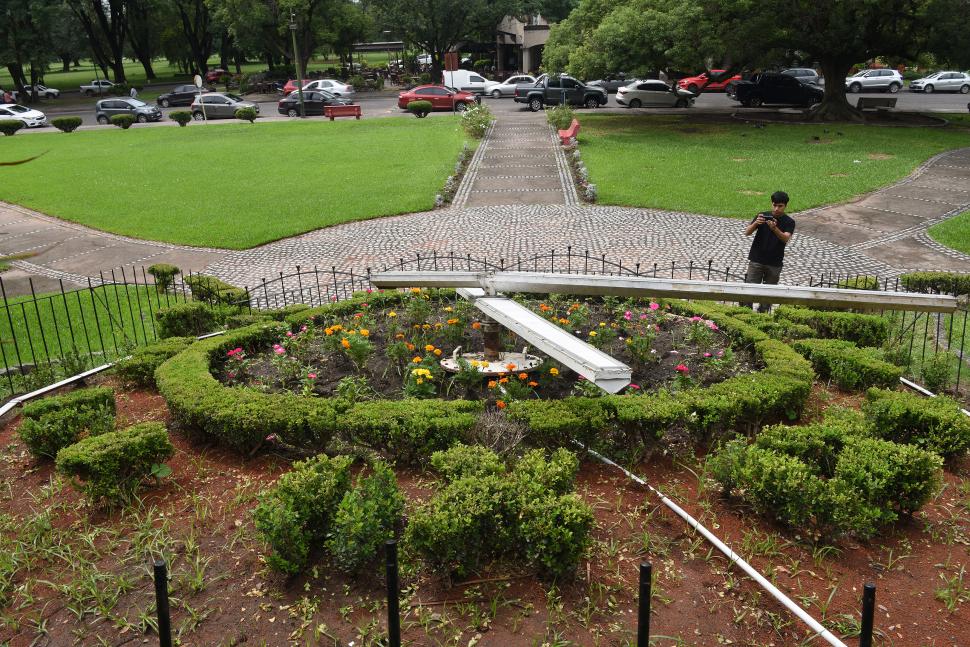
[859,583,875,647]
[638,562,652,647]
[153,559,173,647]
[386,540,401,647]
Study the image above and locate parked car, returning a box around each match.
[513,75,608,111]
[909,71,970,94]
[189,93,259,120]
[676,70,741,93]
[205,68,229,83]
[588,74,634,94]
[484,74,536,98]
[397,85,479,111]
[278,90,352,116]
[733,72,824,107]
[301,79,355,99]
[81,79,116,96]
[0,104,48,127]
[156,84,205,108]
[616,80,695,108]
[442,70,488,95]
[844,69,904,93]
[95,98,162,124]
[282,79,303,95]
[21,84,60,99]
[781,68,820,85]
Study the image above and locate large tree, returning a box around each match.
[67,0,129,82]
[0,0,57,97]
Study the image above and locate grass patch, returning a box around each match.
[577,115,970,218]
[0,119,468,249]
[928,210,970,255]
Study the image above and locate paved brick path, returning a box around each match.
[2,111,970,297]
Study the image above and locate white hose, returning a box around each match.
[579,443,848,647]
[899,377,970,416]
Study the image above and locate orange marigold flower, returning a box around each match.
[471,321,481,330]
[360,329,369,337]
[496,400,507,409]
[341,338,351,349]
[324,327,334,335]
[487,380,497,389]
[549,367,560,376]
[395,333,405,339]
[424,344,435,352]
[406,343,415,351]
[499,377,509,384]
[528,381,539,387]
[410,287,421,293]
[412,356,422,363]
[505,363,516,371]
[447,318,459,325]
[518,373,528,380]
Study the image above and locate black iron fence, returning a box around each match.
[3,251,969,402]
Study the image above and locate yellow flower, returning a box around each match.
[422,324,431,330]
[395,333,405,339]
[549,367,560,376]
[413,324,421,330]
[434,322,443,329]
[559,318,569,325]
[360,329,369,337]
[411,287,421,293]
[388,311,397,317]
[599,322,606,327]
[412,356,422,363]
[434,349,442,356]
[424,344,435,352]
[443,306,453,312]
[416,378,424,384]
[589,331,597,337]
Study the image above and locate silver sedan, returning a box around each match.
[616,80,695,108]
[484,75,536,98]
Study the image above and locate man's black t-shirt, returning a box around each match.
[748,212,795,266]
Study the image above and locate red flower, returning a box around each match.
[675,364,689,373]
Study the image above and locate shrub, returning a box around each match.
[0,120,23,136]
[183,274,247,306]
[169,111,192,127]
[899,271,970,296]
[114,337,194,387]
[774,306,890,347]
[418,72,432,84]
[21,386,115,420]
[836,275,881,290]
[51,116,83,133]
[863,388,970,458]
[252,454,352,574]
[234,107,258,123]
[348,74,366,90]
[326,461,404,573]
[793,338,903,390]
[546,104,575,131]
[920,351,955,393]
[226,313,273,329]
[460,103,493,138]
[429,443,506,480]
[55,422,175,506]
[110,114,135,129]
[155,302,225,338]
[19,405,115,459]
[147,263,180,292]
[407,100,432,117]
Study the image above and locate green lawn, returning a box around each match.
[928,210,970,255]
[0,118,469,249]
[578,115,970,218]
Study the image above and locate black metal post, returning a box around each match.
[859,583,876,647]
[153,559,173,647]
[385,540,401,647]
[638,562,652,647]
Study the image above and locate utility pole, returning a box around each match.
[289,12,306,118]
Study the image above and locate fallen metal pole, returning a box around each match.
[581,444,848,647]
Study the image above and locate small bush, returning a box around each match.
[51,116,83,133]
[430,443,506,480]
[407,100,432,117]
[183,274,247,306]
[460,103,493,138]
[252,454,352,574]
[348,74,365,90]
[793,338,903,390]
[234,107,258,123]
[147,263,180,292]
[546,104,575,131]
[21,386,115,420]
[169,111,192,127]
[155,302,225,338]
[920,351,955,393]
[0,120,23,136]
[326,461,404,573]
[899,271,970,296]
[55,422,175,506]
[110,114,135,129]
[114,337,194,387]
[774,306,890,347]
[836,275,881,290]
[19,405,115,459]
[864,388,970,458]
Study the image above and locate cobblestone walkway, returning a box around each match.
[2,114,970,297]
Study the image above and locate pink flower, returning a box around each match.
[330,296,338,302]
[690,316,702,323]
[366,288,373,294]
[649,302,659,310]
[639,313,648,320]
[628,384,640,390]
[227,372,236,379]
[704,352,712,358]
[717,350,724,357]
[266,434,277,442]
[675,364,689,374]
[307,372,317,379]
[654,324,661,332]
[286,331,293,337]
[623,311,632,321]
[300,325,307,332]
[273,344,285,355]
[707,321,718,331]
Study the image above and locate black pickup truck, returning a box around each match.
[732,72,824,107]
[513,75,608,111]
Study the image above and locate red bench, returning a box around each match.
[558,118,580,145]
[325,105,362,120]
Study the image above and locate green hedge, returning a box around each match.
[21,387,115,420]
[863,388,970,458]
[114,337,194,387]
[0,120,23,136]
[19,405,115,459]
[774,306,890,347]
[51,116,83,133]
[793,339,903,390]
[155,302,226,338]
[837,275,881,291]
[183,274,248,306]
[56,422,175,505]
[899,271,970,296]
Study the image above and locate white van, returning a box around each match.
[442,70,488,95]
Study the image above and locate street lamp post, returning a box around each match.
[289,12,306,118]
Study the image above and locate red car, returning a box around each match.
[282,79,306,95]
[397,85,478,111]
[677,70,742,93]
[205,68,229,83]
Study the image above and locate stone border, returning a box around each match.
[450,121,495,209]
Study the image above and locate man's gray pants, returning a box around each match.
[740,261,782,313]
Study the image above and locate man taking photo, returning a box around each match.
[740,191,795,313]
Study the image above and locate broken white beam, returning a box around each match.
[371,271,957,313]
[457,287,631,393]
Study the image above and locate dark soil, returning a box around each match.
[0,376,967,646]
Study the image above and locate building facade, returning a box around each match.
[496,15,551,75]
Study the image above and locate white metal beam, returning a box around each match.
[372,271,957,313]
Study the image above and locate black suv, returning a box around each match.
[156,85,205,108]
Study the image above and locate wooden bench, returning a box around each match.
[857,97,897,111]
[558,118,580,145]
[325,104,362,120]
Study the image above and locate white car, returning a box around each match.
[302,79,355,99]
[484,74,536,98]
[616,80,695,108]
[909,71,970,94]
[30,84,60,98]
[0,104,48,127]
[844,69,904,93]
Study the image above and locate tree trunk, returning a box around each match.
[60,55,71,72]
[810,59,863,122]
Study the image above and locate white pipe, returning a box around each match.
[579,443,848,647]
[899,377,970,416]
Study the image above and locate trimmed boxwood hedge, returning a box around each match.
[793,338,903,390]
[183,274,248,306]
[156,302,227,338]
[114,337,194,387]
[899,271,970,296]
[22,386,115,420]
[863,388,970,458]
[774,306,890,347]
